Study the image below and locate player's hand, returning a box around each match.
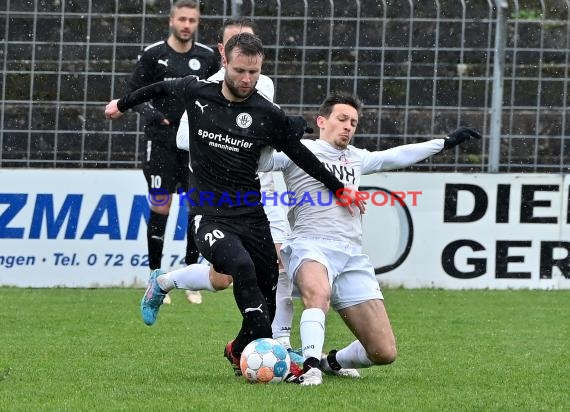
[443,126,482,150]
[286,116,314,140]
[336,186,367,217]
[105,99,123,119]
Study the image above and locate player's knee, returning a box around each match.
[300,288,330,312]
[210,271,232,291]
[367,342,397,365]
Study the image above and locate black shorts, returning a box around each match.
[143,140,189,194]
[191,213,279,287]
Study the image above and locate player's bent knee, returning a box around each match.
[367,344,397,365]
[299,287,331,311]
[210,271,233,290]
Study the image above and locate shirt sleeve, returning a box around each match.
[117,77,193,113]
[270,151,290,171]
[360,139,445,174]
[118,81,171,112]
[176,110,190,151]
[257,149,290,172]
[257,75,275,102]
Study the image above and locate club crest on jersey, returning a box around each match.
[236,113,253,129]
[188,58,201,71]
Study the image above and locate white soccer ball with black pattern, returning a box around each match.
[240,338,290,383]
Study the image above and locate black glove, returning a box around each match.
[285,116,314,140]
[443,126,482,150]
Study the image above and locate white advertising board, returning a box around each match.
[1,170,569,289]
[0,169,188,287]
[359,173,570,289]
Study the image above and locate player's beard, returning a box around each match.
[225,75,256,100]
[333,134,351,149]
[172,28,193,44]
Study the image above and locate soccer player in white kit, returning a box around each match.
[258,92,481,385]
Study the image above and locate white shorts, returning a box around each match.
[263,204,290,243]
[280,237,383,311]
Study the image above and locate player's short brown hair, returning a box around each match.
[224,32,264,62]
[317,93,363,118]
[171,0,199,17]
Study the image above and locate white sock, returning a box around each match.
[157,264,215,292]
[271,270,293,349]
[300,308,325,361]
[335,340,374,369]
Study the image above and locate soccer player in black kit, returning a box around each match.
[105,33,363,377]
[129,0,218,280]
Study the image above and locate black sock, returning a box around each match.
[326,349,342,371]
[303,356,320,372]
[147,210,168,270]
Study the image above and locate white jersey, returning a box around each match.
[259,138,444,245]
[176,67,278,193]
[258,170,276,193]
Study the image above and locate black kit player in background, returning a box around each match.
[105,33,364,372]
[128,0,219,274]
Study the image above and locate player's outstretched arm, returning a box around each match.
[104,81,173,120]
[361,126,482,173]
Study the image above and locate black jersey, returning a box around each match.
[127,40,219,147]
[118,76,344,217]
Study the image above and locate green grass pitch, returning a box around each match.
[1,288,568,411]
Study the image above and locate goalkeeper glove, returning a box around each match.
[443,126,482,150]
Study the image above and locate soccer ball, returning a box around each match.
[240,338,290,383]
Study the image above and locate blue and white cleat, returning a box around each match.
[288,348,305,366]
[140,269,166,326]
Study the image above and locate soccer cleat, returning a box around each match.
[140,269,166,326]
[299,367,323,386]
[283,361,304,383]
[287,348,304,366]
[320,351,361,378]
[224,341,242,376]
[185,290,202,304]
